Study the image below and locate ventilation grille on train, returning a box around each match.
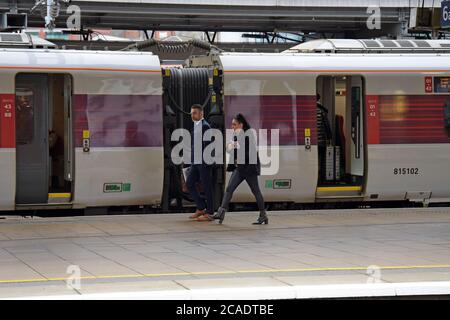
[0,32,56,48]
[0,33,23,42]
[285,39,450,54]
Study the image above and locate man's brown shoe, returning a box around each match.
[189,209,205,219]
[196,214,214,222]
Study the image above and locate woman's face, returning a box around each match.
[231,119,243,132]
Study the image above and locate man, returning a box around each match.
[187,104,215,221]
[316,93,332,146]
[316,93,332,182]
[16,95,34,143]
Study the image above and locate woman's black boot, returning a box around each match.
[212,207,226,224]
[252,211,268,225]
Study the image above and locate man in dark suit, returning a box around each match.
[187,104,215,221]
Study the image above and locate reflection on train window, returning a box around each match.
[445,100,450,137]
[15,89,34,144]
[434,77,450,93]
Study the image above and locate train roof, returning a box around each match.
[213,39,450,73]
[216,51,450,73]
[0,48,160,73]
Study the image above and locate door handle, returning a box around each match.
[355,115,360,159]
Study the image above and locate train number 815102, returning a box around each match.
[393,168,419,175]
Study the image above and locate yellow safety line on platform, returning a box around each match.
[1,264,450,285]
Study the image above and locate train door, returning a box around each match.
[15,74,49,204]
[315,75,366,199]
[347,76,364,179]
[15,73,73,205]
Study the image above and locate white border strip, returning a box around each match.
[6,282,450,300]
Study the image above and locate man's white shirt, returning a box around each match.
[194,118,204,127]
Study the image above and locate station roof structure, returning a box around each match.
[0,0,441,34]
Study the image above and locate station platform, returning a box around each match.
[0,207,450,299]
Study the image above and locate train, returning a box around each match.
[0,37,449,213]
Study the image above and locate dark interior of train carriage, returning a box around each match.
[445,100,450,136]
[15,73,73,205]
[161,67,225,211]
[316,75,366,198]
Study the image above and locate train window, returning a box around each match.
[434,77,450,93]
[15,88,34,144]
[444,100,450,137]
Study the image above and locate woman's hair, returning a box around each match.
[234,113,251,131]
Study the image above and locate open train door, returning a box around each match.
[316,75,366,199]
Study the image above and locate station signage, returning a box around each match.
[425,76,433,93]
[443,1,450,28]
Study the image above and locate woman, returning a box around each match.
[212,114,268,225]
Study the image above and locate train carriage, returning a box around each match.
[189,39,450,206]
[0,48,164,210]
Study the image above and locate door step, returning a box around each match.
[15,203,73,210]
[316,186,362,198]
[15,193,72,209]
[48,193,71,203]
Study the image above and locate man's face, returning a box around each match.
[191,107,203,122]
[19,97,28,108]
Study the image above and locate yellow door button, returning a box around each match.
[304,128,311,137]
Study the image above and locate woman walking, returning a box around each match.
[212,114,268,225]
